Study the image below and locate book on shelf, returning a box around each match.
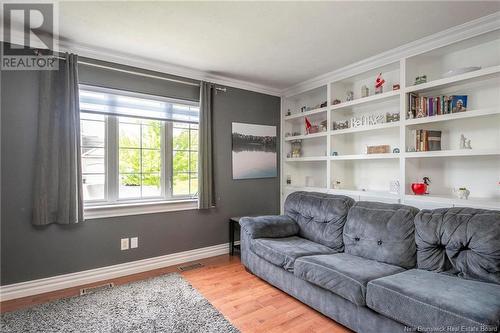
[412,129,442,152]
[407,94,467,119]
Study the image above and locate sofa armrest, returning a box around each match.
[239,215,299,239]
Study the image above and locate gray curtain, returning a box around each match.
[198,81,215,209]
[32,53,84,225]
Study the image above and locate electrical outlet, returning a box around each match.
[130,237,138,249]
[120,238,129,250]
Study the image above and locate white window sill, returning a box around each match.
[84,199,198,219]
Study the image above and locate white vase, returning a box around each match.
[456,188,470,200]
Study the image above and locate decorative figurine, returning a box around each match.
[416,107,426,118]
[375,73,385,94]
[411,177,431,195]
[455,187,470,200]
[389,180,400,194]
[346,91,354,101]
[332,99,341,105]
[393,148,400,153]
[320,120,328,132]
[286,175,292,185]
[361,85,369,98]
[305,117,319,134]
[331,180,342,189]
[392,84,400,91]
[460,134,472,149]
[300,106,307,113]
[286,109,291,116]
[291,140,302,158]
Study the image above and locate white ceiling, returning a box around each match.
[53,2,500,91]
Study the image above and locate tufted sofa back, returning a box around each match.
[284,191,355,251]
[343,201,419,268]
[415,207,500,284]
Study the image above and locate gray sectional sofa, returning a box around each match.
[239,191,500,333]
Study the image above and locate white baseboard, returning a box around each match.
[0,241,239,302]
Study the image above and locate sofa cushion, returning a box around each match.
[240,215,299,239]
[284,191,355,251]
[415,207,500,284]
[343,201,419,268]
[366,269,500,330]
[250,236,335,272]
[294,253,405,306]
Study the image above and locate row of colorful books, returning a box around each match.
[407,94,468,119]
[411,129,442,152]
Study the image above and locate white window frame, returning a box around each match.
[80,86,199,218]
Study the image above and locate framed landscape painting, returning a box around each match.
[232,122,277,180]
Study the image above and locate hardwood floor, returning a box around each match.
[1,255,351,333]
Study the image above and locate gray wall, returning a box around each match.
[0,66,280,285]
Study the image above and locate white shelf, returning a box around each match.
[404,194,499,209]
[404,149,500,158]
[281,29,500,211]
[330,90,400,111]
[330,188,400,199]
[330,121,400,135]
[284,106,328,120]
[283,186,328,193]
[405,65,500,93]
[285,156,328,162]
[404,108,500,126]
[284,132,328,141]
[330,153,400,161]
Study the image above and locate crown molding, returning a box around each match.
[58,40,282,97]
[1,28,282,97]
[3,12,499,98]
[282,11,500,97]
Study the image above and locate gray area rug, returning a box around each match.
[1,273,239,333]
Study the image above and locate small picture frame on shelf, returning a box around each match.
[386,112,400,123]
[451,95,467,113]
[414,75,427,85]
[333,120,349,130]
[346,91,354,101]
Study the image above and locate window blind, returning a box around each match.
[79,85,199,124]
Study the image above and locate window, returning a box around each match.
[79,85,199,208]
[172,122,199,196]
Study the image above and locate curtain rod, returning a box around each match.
[48,53,201,87]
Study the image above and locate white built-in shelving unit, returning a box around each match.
[280,17,500,211]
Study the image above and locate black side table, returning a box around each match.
[229,217,242,256]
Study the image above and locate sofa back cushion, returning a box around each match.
[284,192,355,251]
[415,207,500,284]
[343,201,419,268]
